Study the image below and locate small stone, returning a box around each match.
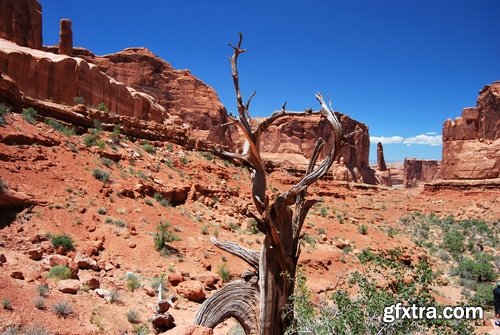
[128,242,136,249]
[27,248,43,260]
[57,279,80,294]
[157,299,171,313]
[143,286,155,297]
[150,313,175,331]
[49,255,69,267]
[0,253,7,263]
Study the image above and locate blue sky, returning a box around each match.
[40,1,500,162]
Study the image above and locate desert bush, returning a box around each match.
[47,265,71,280]
[358,248,376,264]
[142,143,156,154]
[199,151,215,161]
[453,253,495,282]
[45,118,75,136]
[0,103,12,125]
[154,221,181,252]
[22,107,38,124]
[114,219,127,228]
[73,96,85,105]
[127,309,140,323]
[100,157,114,168]
[153,192,171,207]
[97,207,107,215]
[23,325,52,335]
[217,263,231,283]
[97,102,108,112]
[320,206,328,218]
[126,273,141,291]
[51,234,75,251]
[109,289,120,303]
[52,300,72,317]
[442,230,465,255]
[34,296,45,310]
[37,284,49,297]
[285,262,474,335]
[92,169,110,182]
[301,233,316,248]
[144,198,153,206]
[2,298,12,310]
[201,225,209,235]
[469,282,494,307]
[150,275,167,294]
[358,224,369,235]
[133,324,150,335]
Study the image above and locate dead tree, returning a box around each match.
[194,33,345,335]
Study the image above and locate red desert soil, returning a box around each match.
[0,112,498,334]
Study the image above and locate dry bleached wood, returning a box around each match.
[194,33,344,335]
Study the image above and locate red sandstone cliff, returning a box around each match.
[79,48,233,147]
[0,0,42,49]
[441,82,500,179]
[403,159,440,187]
[259,113,375,184]
[0,39,167,121]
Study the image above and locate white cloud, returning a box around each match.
[402,134,442,146]
[369,136,404,144]
[371,134,442,146]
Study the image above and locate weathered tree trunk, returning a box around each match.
[194,33,345,335]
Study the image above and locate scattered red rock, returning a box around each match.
[57,279,80,294]
[176,280,206,303]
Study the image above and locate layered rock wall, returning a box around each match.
[0,39,166,121]
[441,82,500,179]
[0,0,42,49]
[80,48,233,147]
[259,113,375,184]
[403,159,440,187]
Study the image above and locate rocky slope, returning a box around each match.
[441,82,500,179]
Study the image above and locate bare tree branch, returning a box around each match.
[210,237,260,271]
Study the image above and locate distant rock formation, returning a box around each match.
[376,142,387,171]
[79,48,233,148]
[441,81,499,179]
[0,0,42,49]
[258,113,376,184]
[0,39,167,121]
[58,19,73,56]
[404,159,440,187]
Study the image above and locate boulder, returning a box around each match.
[78,271,100,290]
[48,255,69,267]
[10,271,24,279]
[74,252,97,270]
[57,279,80,294]
[151,313,175,331]
[176,280,206,303]
[168,273,184,286]
[27,248,43,260]
[195,272,220,290]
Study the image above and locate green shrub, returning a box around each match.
[34,296,45,310]
[142,143,156,154]
[127,309,140,323]
[22,107,38,124]
[153,192,171,207]
[201,225,209,235]
[442,230,465,255]
[217,263,231,283]
[301,233,316,248]
[45,118,75,136]
[51,234,75,251]
[320,206,328,218]
[179,155,189,165]
[469,282,494,307]
[73,96,85,105]
[2,298,12,310]
[37,284,49,297]
[100,157,114,168]
[358,224,368,235]
[47,265,71,280]
[52,300,72,317]
[0,103,12,126]
[200,151,214,161]
[114,219,126,228]
[111,124,121,144]
[97,208,107,215]
[453,253,495,282]
[92,169,110,182]
[144,198,154,206]
[97,102,108,112]
[126,273,141,292]
[83,134,105,149]
[358,248,376,264]
[154,221,181,252]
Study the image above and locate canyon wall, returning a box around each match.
[441,82,500,179]
[403,159,440,187]
[0,39,167,121]
[0,0,42,49]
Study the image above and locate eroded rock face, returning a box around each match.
[0,39,167,121]
[258,113,376,184]
[441,82,500,179]
[80,48,233,147]
[404,159,440,187]
[58,19,73,56]
[0,0,42,49]
[377,142,387,171]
